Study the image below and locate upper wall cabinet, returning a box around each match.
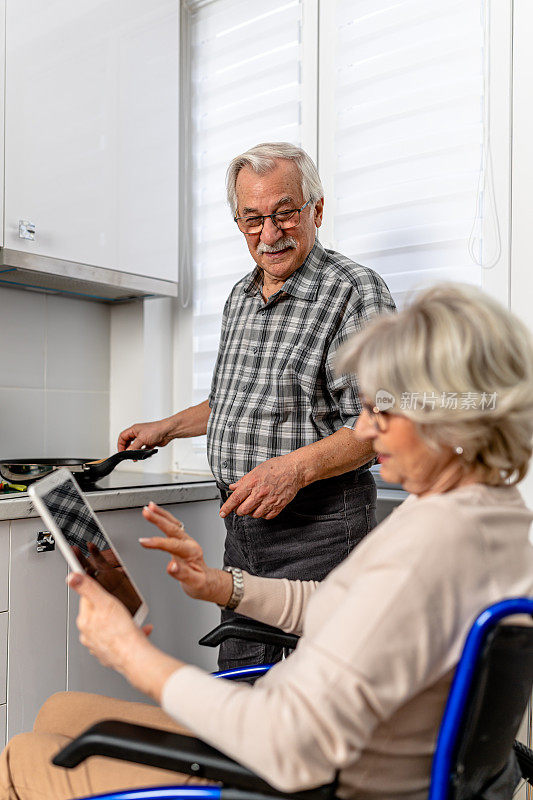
[0,1,5,250]
[4,0,179,286]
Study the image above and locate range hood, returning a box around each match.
[0,249,178,303]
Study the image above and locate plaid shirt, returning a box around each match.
[207,241,396,486]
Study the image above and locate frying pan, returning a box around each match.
[0,449,157,486]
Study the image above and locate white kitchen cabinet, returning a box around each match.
[0,522,9,612]
[5,497,225,737]
[7,517,68,739]
[0,614,7,707]
[4,0,179,283]
[0,1,5,250]
[66,500,226,700]
[0,705,6,748]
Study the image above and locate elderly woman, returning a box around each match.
[2,283,533,800]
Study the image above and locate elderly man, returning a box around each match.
[118,142,395,669]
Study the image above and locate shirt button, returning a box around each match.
[227,422,232,428]
[253,347,258,354]
[222,460,228,468]
[242,384,248,391]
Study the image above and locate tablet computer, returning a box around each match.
[29,468,148,626]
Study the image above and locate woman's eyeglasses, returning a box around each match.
[360,399,390,432]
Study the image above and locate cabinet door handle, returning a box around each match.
[36,532,55,553]
[19,220,36,240]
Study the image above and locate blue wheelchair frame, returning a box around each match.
[72,598,533,800]
[428,596,533,800]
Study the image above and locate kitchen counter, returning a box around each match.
[0,471,219,520]
[0,466,406,522]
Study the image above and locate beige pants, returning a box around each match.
[0,691,206,799]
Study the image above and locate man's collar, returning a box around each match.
[243,267,263,297]
[243,240,327,301]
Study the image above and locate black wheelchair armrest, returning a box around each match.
[53,720,337,800]
[199,618,299,651]
[514,739,533,781]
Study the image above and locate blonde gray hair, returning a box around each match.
[226,142,324,216]
[336,283,533,486]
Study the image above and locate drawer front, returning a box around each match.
[0,704,5,748]
[0,523,9,612]
[0,612,7,705]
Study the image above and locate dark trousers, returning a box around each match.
[217,469,377,670]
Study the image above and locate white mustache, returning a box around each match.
[257,236,297,255]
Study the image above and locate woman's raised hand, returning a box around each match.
[140,502,231,605]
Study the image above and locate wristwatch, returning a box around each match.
[219,566,245,610]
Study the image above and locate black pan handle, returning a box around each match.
[84,449,158,480]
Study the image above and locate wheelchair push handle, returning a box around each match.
[199,618,299,651]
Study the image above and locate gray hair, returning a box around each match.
[226,142,324,216]
[336,283,533,486]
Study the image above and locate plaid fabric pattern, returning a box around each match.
[207,241,396,485]
[43,481,107,557]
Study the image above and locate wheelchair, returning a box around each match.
[53,598,533,800]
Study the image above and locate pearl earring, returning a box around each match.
[455,446,464,455]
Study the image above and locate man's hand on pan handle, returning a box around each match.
[117,418,176,452]
[220,453,305,521]
[117,400,212,452]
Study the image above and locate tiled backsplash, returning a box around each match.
[0,286,110,458]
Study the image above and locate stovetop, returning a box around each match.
[0,470,215,500]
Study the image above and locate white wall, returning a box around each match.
[109,299,144,462]
[109,296,177,474]
[511,0,533,509]
[0,286,110,458]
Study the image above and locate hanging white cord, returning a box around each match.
[179,5,193,309]
[468,0,502,270]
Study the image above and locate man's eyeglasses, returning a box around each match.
[360,399,390,432]
[234,199,312,236]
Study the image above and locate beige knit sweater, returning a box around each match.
[162,484,533,799]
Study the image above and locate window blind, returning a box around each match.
[181,0,486,469]
[322,0,484,306]
[188,0,304,410]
